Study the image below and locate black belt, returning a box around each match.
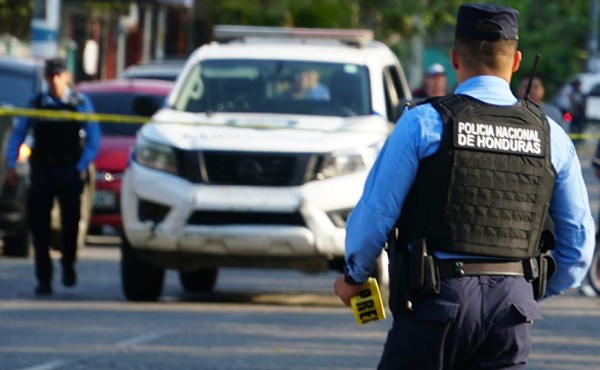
[437,259,525,278]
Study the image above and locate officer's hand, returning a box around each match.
[334,273,366,307]
[6,168,19,188]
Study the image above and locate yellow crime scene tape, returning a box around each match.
[1,106,599,139]
[0,107,149,124]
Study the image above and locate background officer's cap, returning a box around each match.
[44,58,67,76]
[455,3,519,41]
[426,63,446,76]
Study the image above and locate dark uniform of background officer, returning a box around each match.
[6,58,100,295]
[335,4,594,369]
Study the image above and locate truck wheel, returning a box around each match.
[120,236,165,301]
[372,251,390,308]
[587,244,600,296]
[2,220,30,257]
[179,268,218,292]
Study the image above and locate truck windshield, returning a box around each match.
[172,59,371,117]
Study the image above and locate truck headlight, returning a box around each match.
[134,139,177,174]
[316,145,379,180]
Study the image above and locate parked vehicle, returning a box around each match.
[0,55,94,257]
[119,26,412,301]
[584,82,600,124]
[119,59,186,82]
[76,79,174,235]
[554,73,600,124]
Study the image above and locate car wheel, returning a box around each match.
[179,268,218,292]
[371,251,390,308]
[586,244,600,296]
[2,220,30,257]
[120,235,165,302]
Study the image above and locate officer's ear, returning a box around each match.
[451,48,459,70]
[512,50,522,73]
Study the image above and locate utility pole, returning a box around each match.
[589,0,599,72]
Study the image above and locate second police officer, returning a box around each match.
[6,58,101,295]
[335,4,595,369]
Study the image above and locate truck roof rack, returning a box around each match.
[213,25,374,47]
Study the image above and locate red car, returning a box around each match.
[76,79,174,234]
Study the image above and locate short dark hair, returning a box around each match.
[455,36,518,72]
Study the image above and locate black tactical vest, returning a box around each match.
[29,94,83,166]
[396,95,556,259]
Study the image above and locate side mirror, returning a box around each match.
[390,98,412,123]
[132,95,161,117]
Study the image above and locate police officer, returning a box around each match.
[334,4,595,369]
[411,62,448,100]
[5,58,100,295]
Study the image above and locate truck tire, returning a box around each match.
[120,236,165,302]
[179,268,218,292]
[372,251,390,308]
[587,243,600,296]
[2,220,30,257]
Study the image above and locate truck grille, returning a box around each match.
[188,210,305,226]
[175,150,320,186]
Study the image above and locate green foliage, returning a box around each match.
[506,0,590,96]
[0,0,592,96]
[0,0,32,38]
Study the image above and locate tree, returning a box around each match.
[503,0,590,97]
[0,0,592,96]
[0,0,32,39]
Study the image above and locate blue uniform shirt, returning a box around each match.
[345,75,595,298]
[6,90,101,172]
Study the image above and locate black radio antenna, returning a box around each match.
[525,53,541,101]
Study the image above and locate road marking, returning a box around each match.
[16,331,174,370]
[117,330,173,346]
[17,360,71,370]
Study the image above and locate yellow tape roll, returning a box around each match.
[350,277,387,325]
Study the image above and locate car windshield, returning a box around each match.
[86,92,166,136]
[172,59,371,117]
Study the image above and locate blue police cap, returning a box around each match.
[455,4,519,41]
[45,57,67,75]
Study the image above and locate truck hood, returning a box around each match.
[139,110,389,152]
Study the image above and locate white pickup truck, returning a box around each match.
[120,26,412,301]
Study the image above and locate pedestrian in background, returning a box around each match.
[568,79,586,139]
[335,4,594,369]
[517,75,568,133]
[5,58,101,295]
[411,62,448,100]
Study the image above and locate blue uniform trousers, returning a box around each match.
[378,275,543,370]
[27,164,82,284]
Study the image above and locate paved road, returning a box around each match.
[1,244,600,370]
[1,131,600,370]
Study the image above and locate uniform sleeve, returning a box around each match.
[345,106,439,282]
[546,121,596,298]
[76,94,101,172]
[5,97,36,169]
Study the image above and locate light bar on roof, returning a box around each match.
[213,25,374,47]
